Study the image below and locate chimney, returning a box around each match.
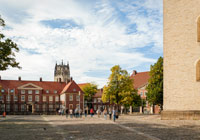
[40,77,42,82]
[132,70,137,76]
[18,76,21,81]
[70,77,73,82]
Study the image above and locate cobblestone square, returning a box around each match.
[0,115,200,140]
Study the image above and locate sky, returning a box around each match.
[0,0,163,88]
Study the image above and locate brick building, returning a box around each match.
[130,70,160,114]
[0,61,85,114]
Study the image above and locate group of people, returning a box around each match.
[57,107,119,122]
[96,107,119,122]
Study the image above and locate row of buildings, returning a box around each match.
[0,61,159,114]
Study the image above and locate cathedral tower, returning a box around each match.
[54,60,70,83]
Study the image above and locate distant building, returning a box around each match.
[0,61,85,114]
[54,61,70,83]
[130,70,160,114]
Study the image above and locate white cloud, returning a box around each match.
[0,0,162,88]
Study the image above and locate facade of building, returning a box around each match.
[162,0,200,119]
[0,61,85,115]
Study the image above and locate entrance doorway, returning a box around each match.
[28,105,32,112]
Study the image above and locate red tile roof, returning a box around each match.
[130,71,150,89]
[61,80,84,94]
[0,80,67,94]
[93,89,103,98]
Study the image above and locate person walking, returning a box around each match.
[103,108,107,120]
[69,109,73,118]
[97,108,101,118]
[65,108,69,118]
[112,108,116,122]
[90,108,94,117]
[109,108,112,120]
[84,108,87,117]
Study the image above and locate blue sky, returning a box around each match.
[0,0,163,87]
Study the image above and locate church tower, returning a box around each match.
[54,60,70,83]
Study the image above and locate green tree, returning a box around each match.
[102,65,137,107]
[81,83,98,108]
[146,57,163,108]
[0,15,21,70]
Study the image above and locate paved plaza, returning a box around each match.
[0,115,200,140]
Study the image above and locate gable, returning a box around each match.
[61,81,83,94]
[17,83,43,90]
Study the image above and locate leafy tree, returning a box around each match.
[81,83,98,108]
[102,65,137,107]
[146,57,163,107]
[0,15,21,70]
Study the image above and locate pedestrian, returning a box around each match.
[58,109,61,115]
[79,108,82,118]
[84,109,87,117]
[116,109,119,119]
[112,107,116,122]
[75,108,78,118]
[103,108,107,120]
[69,109,73,118]
[97,108,101,118]
[109,108,112,120]
[65,108,69,118]
[90,108,94,117]
[61,109,64,116]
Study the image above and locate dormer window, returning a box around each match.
[46,90,49,93]
[1,89,4,92]
[35,90,39,94]
[10,89,14,93]
[54,90,57,94]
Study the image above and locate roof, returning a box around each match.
[93,89,103,98]
[61,80,84,94]
[0,80,66,94]
[78,83,89,89]
[130,71,150,89]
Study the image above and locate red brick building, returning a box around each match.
[0,77,84,114]
[130,70,160,114]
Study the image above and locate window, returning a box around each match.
[0,96,2,101]
[1,89,4,92]
[94,98,97,103]
[21,95,25,101]
[1,104,5,112]
[36,104,40,111]
[46,90,49,93]
[28,95,32,101]
[6,105,10,111]
[54,90,57,94]
[14,105,18,111]
[98,98,101,103]
[10,89,14,93]
[55,96,59,102]
[69,94,73,101]
[49,105,53,111]
[140,92,143,96]
[73,88,76,92]
[49,96,53,102]
[21,104,25,111]
[42,104,46,111]
[35,90,39,94]
[28,90,32,94]
[21,90,25,94]
[35,95,39,102]
[43,96,46,102]
[6,95,10,101]
[14,95,18,101]
[76,95,80,101]
[94,105,96,110]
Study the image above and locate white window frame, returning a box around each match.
[69,94,73,101]
[21,104,25,111]
[28,90,32,94]
[76,95,80,101]
[54,90,57,94]
[21,95,25,101]
[14,95,18,101]
[94,98,97,103]
[1,89,5,92]
[28,95,32,101]
[21,90,25,94]
[55,96,59,102]
[35,90,39,94]
[6,104,10,111]
[46,90,49,94]
[49,96,53,102]
[43,96,46,102]
[35,95,39,102]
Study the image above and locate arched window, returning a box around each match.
[197,16,200,42]
[196,59,200,81]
